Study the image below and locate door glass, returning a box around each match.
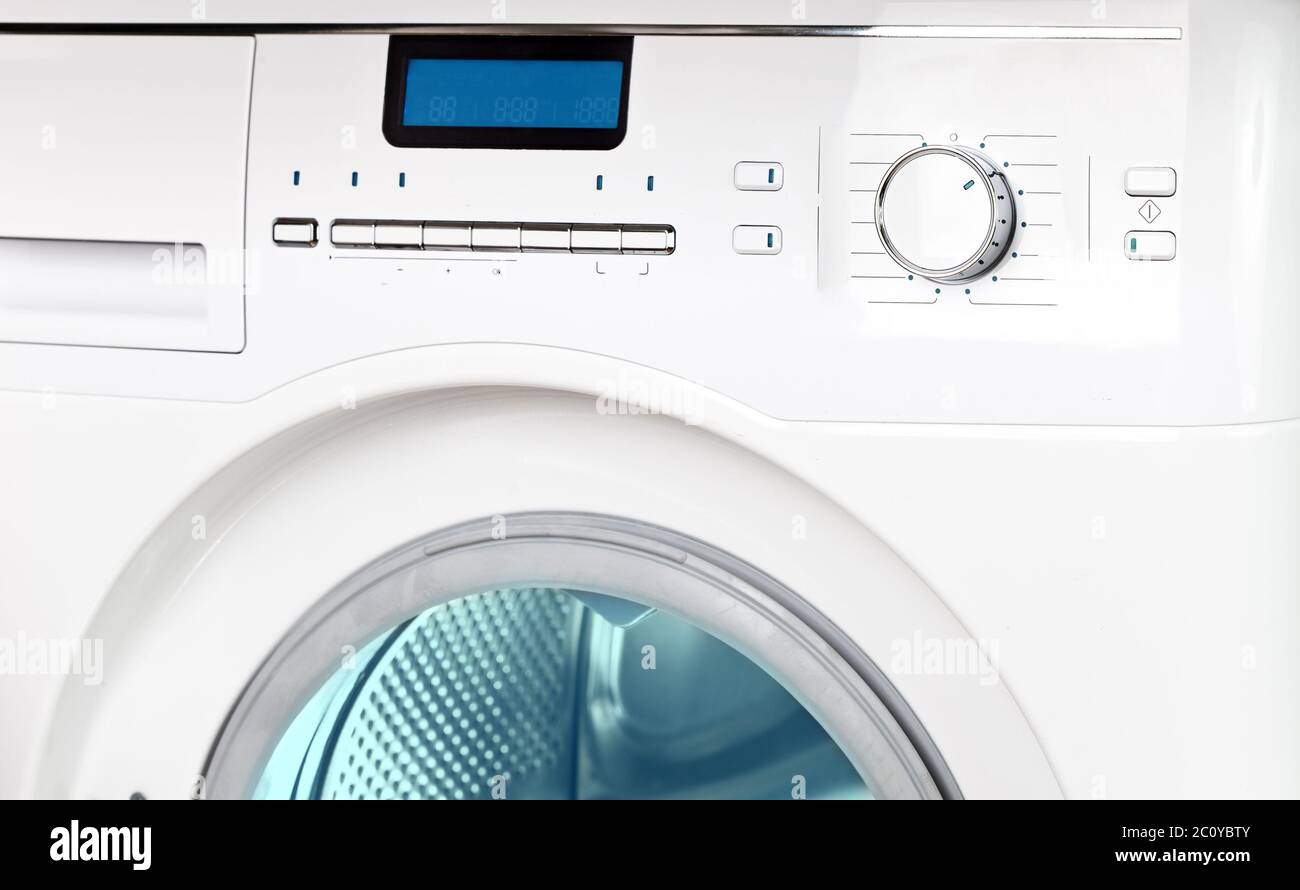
[255,587,870,800]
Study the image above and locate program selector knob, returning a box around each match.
[874,145,1017,284]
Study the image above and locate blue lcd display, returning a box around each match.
[402,58,624,129]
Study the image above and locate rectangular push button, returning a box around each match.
[470,223,520,252]
[1125,230,1176,261]
[1125,167,1177,197]
[570,226,622,253]
[374,221,423,248]
[330,220,374,248]
[735,162,783,191]
[272,218,317,247]
[422,222,472,251]
[732,225,782,255]
[621,226,675,254]
[521,224,571,252]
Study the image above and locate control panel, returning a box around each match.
[3,12,1299,428]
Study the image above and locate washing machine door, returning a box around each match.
[204,514,953,800]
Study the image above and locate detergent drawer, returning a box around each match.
[0,36,252,352]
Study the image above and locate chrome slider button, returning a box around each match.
[470,223,521,252]
[330,220,375,248]
[570,225,622,253]
[272,217,318,247]
[327,219,675,255]
[421,222,472,251]
[621,225,675,255]
[374,220,423,248]
[521,224,572,252]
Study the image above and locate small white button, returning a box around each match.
[733,225,782,255]
[272,218,317,246]
[1125,167,1177,197]
[521,224,571,252]
[470,224,521,252]
[374,221,423,248]
[621,226,675,254]
[422,222,472,251]
[330,220,374,247]
[735,162,783,191]
[1125,230,1176,261]
[570,226,622,253]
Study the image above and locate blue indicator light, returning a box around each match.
[399,172,406,188]
[596,174,604,191]
[647,175,654,192]
[963,179,975,190]
[351,171,358,187]
[767,232,774,248]
[292,170,300,186]
[768,168,775,183]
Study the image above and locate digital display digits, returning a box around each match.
[402,59,624,130]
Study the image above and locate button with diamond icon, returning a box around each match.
[1138,199,1162,223]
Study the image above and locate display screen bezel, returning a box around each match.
[382,35,633,150]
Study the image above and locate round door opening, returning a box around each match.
[207,514,953,800]
[256,586,870,800]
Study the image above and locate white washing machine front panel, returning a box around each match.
[1,0,1298,801]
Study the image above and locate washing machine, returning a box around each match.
[1,0,1297,801]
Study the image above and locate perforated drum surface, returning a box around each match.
[314,588,580,800]
[255,583,882,799]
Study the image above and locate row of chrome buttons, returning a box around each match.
[330,219,676,254]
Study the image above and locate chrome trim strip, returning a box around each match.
[867,25,1182,40]
[0,23,1183,40]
